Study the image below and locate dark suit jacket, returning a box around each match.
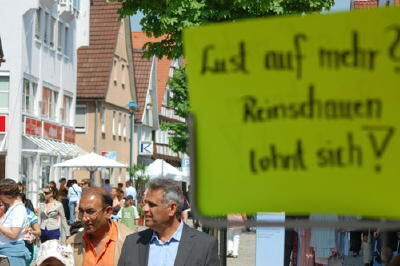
[118,224,220,266]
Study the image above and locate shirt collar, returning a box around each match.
[151,221,184,244]
[83,220,118,245]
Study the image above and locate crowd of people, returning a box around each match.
[0,177,219,266]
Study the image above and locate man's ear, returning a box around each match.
[168,202,177,217]
[104,206,113,219]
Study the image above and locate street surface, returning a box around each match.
[140,223,366,266]
[225,231,365,266]
[227,231,256,266]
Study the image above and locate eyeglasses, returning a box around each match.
[78,207,106,219]
[43,191,51,195]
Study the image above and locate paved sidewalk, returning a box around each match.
[227,231,256,266]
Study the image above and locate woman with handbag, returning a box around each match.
[39,187,69,243]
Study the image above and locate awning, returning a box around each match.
[24,135,84,157]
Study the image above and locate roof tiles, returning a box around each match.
[77,0,121,99]
[132,32,173,112]
[353,0,378,8]
[132,49,153,122]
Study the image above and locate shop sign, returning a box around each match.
[184,8,400,218]
[64,127,75,143]
[25,117,42,137]
[43,122,62,141]
[0,116,6,133]
[139,141,153,156]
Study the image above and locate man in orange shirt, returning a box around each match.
[67,188,134,266]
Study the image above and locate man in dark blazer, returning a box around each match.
[118,178,220,266]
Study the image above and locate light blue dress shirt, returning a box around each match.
[147,222,184,266]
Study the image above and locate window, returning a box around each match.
[121,64,125,88]
[61,95,72,124]
[49,16,56,48]
[22,79,37,114]
[57,21,63,52]
[112,111,116,136]
[41,87,58,120]
[123,114,126,137]
[118,112,122,137]
[35,8,41,40]
[0,76,9,109]
[101,108,105,134]
[64,26,69,56]
[73,0,80,11]
[113,59,118,85]
[75,105,87,132]
[44,12,49,44]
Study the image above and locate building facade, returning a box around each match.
[132,49,159,166]
[0,0,89,204]
[75,0,136,186]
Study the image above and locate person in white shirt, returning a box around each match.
[67,179,82,224]
[125,181,137,205]
[0,179,29,266]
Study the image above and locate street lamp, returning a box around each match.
[127,101,139,181]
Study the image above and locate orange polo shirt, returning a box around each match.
[83,221,118,266]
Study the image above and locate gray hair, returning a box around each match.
[147,178,184,217]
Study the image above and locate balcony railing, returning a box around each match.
[154,143,182,159]
[160,105,185,122]
[58,0,79,20]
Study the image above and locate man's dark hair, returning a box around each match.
[66,180,73,188]
[105,179,110,184]
[81,187,112,208]
[126,180,132,186]
[59,178,66,183]
[147,178,184,217]
[0,179,20,198]
[118,183,123,188]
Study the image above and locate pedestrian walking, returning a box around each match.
[67,180,81,224]
[104,179,112,194]
[112,187,124,208]
[67,188,133,265]
[59,178,67,195]
[39,187,69,243]
[227,214,247,258]
[117,195,139,230]
[125,181,137,205]
[118,178,220,266]
[17,182,34,212]
[0,178,30,266]
[81,179,90,190]
[21,193,40,266]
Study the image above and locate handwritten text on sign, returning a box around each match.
[184,7,400,218]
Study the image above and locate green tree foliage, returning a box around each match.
[159,66,189,152]
[128,163,149,203]
[118,0,334,152]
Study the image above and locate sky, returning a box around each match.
[329,0,351,12]
[129,0,351,31]
[130,11,143,31]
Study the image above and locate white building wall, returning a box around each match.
[0,0,89,204]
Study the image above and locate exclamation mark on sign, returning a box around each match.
[362,126,395,173]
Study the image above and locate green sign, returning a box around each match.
[184,7,400,218]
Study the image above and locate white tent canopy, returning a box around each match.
[145,159,188,182]
[53,152,127,169]
[53,152,127,185]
